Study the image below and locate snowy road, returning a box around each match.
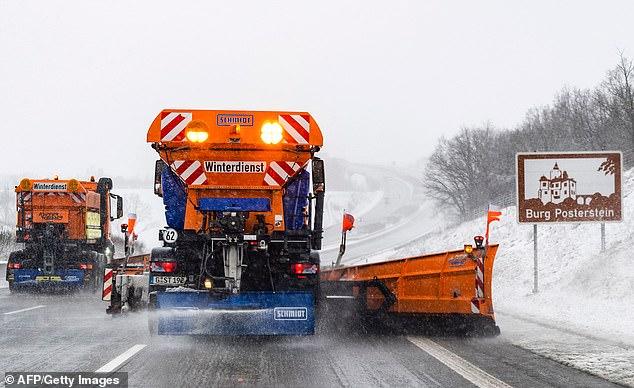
[320,165,434,267]
[0,290,620,387]
[0,165,629,386]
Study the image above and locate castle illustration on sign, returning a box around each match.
[536,163,599,206]
[538,163,577,204]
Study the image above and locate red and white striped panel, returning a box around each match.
[278,114,310,144]
[263,161,302,186]
[471,298,480,314]
[475,256,485,299]
[171,160,208,185]
[471,255,485,314]
[102,268,113,301]
[70,193,86,203]
[160,112,193,142]
[22,193,32,202]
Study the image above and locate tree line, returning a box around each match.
[424,54,634,218]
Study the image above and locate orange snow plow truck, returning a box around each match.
[103,108,500,336]
[7,177,123,292]
[133,109,326,335]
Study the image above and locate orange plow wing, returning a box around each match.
[320,245,500,335]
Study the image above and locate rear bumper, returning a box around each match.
[8,269,87,289]
[153,291,315,335]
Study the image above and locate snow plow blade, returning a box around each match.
[150,291,315,335]
[320,244,500,336]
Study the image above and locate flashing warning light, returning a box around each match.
[261,122,283,144]
[19,178,32,191]
[204,278,213,289]
[68,179,80,192]
[8,263,22,269]
[464,244,474,255]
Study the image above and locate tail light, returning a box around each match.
[291,263,319,275]
[8,263,22,269]
[79,263,93,270]
[151,261,177,273]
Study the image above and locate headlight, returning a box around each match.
[261,122,283,144]
[186,130,209,143]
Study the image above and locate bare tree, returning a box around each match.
[424,55,634,217]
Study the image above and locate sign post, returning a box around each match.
[516,151,622,292]
[533,224,538,294]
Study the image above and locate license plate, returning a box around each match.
[152,276,187,285]
[36,275,62,282]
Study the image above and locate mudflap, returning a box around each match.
[152,291,315,336]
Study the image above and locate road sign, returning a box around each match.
[516,152,622,223]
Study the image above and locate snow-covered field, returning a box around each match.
[367,167,634,385]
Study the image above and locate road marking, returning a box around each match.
[408,337,513,388]
[96,344,146,373]
[3,305,45,315]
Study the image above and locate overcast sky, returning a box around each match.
[1,0,632,180]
